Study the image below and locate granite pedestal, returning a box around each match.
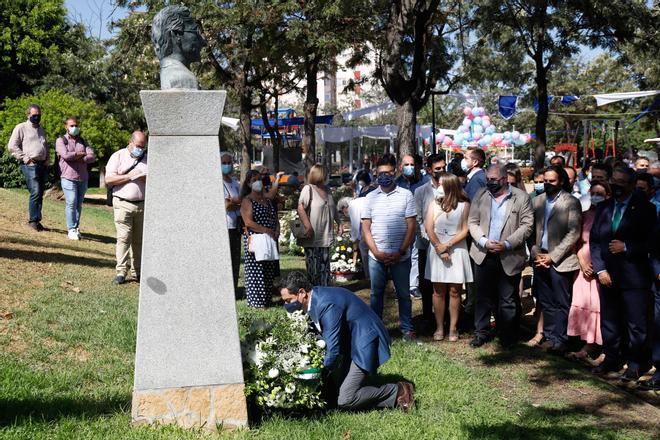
[132,90,247,431]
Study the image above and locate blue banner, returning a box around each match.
[498,96,518,119]
[533,96,554,113]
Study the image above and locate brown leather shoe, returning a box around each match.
[395,381,415,412]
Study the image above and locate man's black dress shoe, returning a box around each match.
[470,336,490,348]
[638,376,660,391]
[591,362,622,376]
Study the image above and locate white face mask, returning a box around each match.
[251,180,263,192]
[590,195,605,206]
[461,158,471,172]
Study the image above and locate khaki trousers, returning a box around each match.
[113,198,144,276]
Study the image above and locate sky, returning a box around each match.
[64,0,132,40]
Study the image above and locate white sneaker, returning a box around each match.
[67,229,80,240]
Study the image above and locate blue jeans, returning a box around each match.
[368,256,413,333]
[21,163,47,223]
[61,178,88,230]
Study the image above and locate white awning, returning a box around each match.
[593,90,660,106]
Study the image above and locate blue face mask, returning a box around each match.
[402,165,415,177]
[377,173,394,188]
[131,147,145,158]
[221,164,233,175]
[68,126,80,136]
[284,301,304,314]
[534,183,545,194]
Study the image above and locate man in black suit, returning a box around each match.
[590,166,656,381]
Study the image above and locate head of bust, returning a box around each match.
[151,5,205,67]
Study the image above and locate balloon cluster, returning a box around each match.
[432,106,532,150]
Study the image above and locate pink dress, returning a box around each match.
[567,209,602,344]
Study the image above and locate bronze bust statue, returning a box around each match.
[151,5,206,90]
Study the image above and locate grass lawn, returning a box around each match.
[0,188,658,439]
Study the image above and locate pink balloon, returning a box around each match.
[463,106,473,116]
[443,137,452,146]
[482,115,490,122]
[492,134,503,143]
[511,130,520,140]
[482,120,491,128]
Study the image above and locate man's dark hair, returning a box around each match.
[545,165,571,192]
[426,153,445,169]
[376,153,396,168]
[533,170,544,179]
[550,155,566,167]
[355,169,371,185]
[467,147,485,166]
[635,171,653,187]
[591,162,612,178]
[278,270,312,293]
[613,165,635,183]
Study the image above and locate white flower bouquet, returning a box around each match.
[240,310,326,411]
[330,235,359,274]
[278,210,304,255]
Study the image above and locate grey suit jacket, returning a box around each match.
[530,190,582,272]
[468,186,534,276]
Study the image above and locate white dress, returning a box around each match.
[425,201,474,283]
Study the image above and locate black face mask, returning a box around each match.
[610,183,626,198]
[433,171,443,180]
[284,301,304,314]
[544,183,561,197]
[486,180,502,194]
[29,114,41,125]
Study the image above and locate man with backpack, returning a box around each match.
[55,117,96,240]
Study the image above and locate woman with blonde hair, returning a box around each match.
[297,164,339,286]
[424,172,473,341]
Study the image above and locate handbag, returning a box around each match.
[106,155,143,206]
[290,185,313,239]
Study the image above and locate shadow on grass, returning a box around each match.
[0,247,113,268]
[0,235,115,257]
[40,227,116,245]
[0,394,130,427]
[462,393,659,439]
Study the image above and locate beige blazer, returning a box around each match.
[468,186,534,276]
[529,191,582,272]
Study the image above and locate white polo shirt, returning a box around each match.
[362,186,416,259]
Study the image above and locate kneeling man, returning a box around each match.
[278,271,414,411]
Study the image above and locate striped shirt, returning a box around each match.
[362,186,416,259]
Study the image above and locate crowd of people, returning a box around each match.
[7,103,660,397]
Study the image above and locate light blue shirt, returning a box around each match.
[541,192,560,250]
[478,188,513,249]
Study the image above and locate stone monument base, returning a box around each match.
[132,384,248,431]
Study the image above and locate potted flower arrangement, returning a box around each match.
[240,310,326,412]
[330,235,360,282]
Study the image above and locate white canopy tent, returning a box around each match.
[316,125,456,172]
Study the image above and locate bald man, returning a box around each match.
[105,131,149,285]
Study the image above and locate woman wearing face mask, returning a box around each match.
[566,181,610,364]
[240,170,279,308]
[297,164,339,286]
[504,162,526,191]
[424,172,472,341]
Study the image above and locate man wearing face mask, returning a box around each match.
[529,170,545,199]
[413,154,447,327]
[462,148,487,201]
[8,104,51,231]
[221,152,241,291]
[278,271,415,411]
[468,164,534,348]
[362,154,417,341]
[395,154,431,301]
[529,165,582,354]
[590,166,656,381]
[105,131,149,285]
[55,117,96,240]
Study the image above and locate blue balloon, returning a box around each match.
[473,116,482,125]
[454,133,464,144]
[485,126,495,135]
[482,135,492,144]
[473,125,483,134]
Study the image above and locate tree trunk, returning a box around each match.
[534,67,549,171]
[273,93,280,172]
[302,55,319,170]
[239,86,253,181]
[396,100,417,158]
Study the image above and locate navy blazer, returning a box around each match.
[589,191,656,289]
[464,168,487,201]
[308,286,391,375]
